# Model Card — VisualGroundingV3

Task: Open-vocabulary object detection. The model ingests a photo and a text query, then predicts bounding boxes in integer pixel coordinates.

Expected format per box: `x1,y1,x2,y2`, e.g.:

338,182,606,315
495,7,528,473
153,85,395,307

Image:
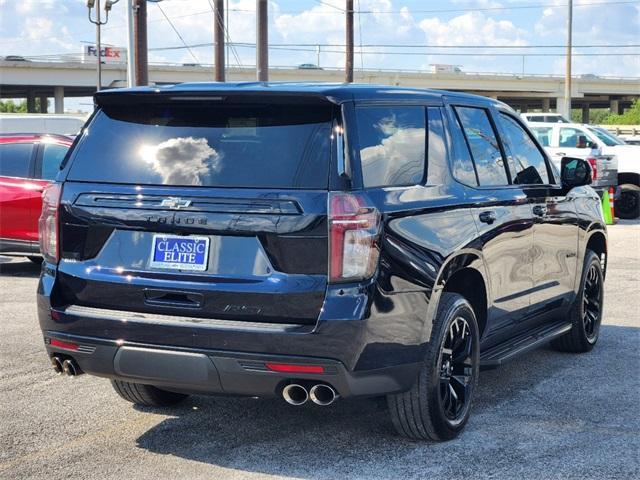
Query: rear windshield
68,103,333,189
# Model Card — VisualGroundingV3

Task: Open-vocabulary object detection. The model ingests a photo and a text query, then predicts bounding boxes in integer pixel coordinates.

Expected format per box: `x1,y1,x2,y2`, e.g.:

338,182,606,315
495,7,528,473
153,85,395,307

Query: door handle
533,205,548,217
555,152,566,156
479,211,496,224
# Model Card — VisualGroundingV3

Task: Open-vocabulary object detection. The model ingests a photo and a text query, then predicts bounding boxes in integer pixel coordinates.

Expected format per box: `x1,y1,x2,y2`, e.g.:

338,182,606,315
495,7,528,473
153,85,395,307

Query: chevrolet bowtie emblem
160,197,192,209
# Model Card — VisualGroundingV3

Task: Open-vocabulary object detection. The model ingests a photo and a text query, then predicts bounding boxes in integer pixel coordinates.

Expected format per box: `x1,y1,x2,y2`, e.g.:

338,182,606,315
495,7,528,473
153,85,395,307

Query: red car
0,134,73,261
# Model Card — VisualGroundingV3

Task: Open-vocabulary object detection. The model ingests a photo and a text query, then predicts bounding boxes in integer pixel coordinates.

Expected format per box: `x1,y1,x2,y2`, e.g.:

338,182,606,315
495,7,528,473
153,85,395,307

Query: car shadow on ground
0,257,41,278
133,324,637,478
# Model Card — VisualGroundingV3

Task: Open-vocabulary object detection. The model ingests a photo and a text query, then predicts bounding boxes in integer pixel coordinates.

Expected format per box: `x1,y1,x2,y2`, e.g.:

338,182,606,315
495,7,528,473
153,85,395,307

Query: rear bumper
38,267,426,398
42,331,420,398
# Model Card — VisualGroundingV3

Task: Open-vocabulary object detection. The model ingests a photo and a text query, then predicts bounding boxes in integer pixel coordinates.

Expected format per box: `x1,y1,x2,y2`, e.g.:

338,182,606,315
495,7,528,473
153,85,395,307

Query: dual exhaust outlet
51,356,81,377
282,383,337,406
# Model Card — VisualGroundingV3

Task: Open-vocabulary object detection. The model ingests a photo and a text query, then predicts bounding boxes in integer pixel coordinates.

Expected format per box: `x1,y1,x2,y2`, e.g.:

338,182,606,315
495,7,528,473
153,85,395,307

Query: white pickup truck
528,122,640,219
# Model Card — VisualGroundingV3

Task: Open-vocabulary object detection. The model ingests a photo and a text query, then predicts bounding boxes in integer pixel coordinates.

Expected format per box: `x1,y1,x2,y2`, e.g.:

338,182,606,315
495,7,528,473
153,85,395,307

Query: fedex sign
82,45,126,63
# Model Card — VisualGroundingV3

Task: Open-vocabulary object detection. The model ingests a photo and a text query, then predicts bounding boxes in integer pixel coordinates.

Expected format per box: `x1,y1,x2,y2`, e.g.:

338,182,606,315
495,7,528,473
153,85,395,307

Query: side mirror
561,157,592,190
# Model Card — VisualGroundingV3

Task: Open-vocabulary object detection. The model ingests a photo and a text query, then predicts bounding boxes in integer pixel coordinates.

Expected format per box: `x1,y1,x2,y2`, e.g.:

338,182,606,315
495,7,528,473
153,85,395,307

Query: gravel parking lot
1,221,638,480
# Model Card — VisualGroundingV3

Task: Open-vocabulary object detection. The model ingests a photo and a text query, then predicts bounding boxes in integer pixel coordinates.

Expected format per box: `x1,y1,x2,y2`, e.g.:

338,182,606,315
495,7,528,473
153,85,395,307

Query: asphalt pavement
1,221,638,480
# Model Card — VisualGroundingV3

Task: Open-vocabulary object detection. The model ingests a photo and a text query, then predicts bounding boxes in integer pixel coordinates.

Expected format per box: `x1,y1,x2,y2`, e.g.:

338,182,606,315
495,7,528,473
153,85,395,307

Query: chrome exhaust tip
62,359,79,377
309,384,337,406
282,384,308,406
51,356,63,375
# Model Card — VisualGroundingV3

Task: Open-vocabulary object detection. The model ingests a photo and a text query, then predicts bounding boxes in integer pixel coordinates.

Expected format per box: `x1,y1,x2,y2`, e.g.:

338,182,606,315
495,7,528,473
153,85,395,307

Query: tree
0,100,28,113
603,98,640,125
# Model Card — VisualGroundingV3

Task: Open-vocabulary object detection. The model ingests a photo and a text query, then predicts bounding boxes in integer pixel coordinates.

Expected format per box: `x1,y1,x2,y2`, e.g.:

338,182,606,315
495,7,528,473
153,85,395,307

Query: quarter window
499,113,550,185
355,106,426,187
0,143,32,178
454,106,509,186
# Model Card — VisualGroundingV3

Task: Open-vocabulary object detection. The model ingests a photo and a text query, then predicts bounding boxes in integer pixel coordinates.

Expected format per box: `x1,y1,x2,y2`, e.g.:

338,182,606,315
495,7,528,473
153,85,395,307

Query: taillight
328,192,380,283
39,183,62,263
587,157,598,180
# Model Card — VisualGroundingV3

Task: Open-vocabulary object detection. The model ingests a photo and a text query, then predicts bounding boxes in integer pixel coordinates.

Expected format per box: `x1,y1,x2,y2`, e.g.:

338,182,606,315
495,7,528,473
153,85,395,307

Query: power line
147,41,640,52
155,2,200,64
101,0,639,32
206,0,242,67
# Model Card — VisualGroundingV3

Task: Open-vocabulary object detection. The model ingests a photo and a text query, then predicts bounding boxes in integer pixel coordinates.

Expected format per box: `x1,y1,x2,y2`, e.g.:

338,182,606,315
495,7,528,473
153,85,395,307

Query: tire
387,292,480,441
552,250,604,353
111,379,189,407
616,184,640,220
27,256,42,264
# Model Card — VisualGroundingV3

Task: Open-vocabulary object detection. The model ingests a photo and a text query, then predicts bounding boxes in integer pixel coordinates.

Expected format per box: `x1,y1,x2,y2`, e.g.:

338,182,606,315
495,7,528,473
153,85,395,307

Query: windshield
68,103,333,189
587,127,625,146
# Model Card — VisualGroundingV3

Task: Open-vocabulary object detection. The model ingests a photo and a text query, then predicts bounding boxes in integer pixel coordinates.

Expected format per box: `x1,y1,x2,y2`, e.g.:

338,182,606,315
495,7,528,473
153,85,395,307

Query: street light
87,0,118,91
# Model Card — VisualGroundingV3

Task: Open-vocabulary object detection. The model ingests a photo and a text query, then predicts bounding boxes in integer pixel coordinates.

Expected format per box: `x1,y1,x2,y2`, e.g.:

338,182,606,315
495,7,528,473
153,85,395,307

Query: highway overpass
1,58,638,119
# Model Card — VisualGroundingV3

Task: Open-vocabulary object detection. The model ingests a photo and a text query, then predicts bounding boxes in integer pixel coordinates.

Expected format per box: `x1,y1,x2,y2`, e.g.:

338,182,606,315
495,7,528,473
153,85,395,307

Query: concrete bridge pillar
26,90,36,113
542,98,551,112
54,86,65,114
610,99,621,115
39,95,48,113
582,104,590,124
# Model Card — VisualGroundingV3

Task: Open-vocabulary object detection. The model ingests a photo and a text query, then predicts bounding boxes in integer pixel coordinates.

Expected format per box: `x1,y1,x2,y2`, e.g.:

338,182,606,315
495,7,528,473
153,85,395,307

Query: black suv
38,83,606,441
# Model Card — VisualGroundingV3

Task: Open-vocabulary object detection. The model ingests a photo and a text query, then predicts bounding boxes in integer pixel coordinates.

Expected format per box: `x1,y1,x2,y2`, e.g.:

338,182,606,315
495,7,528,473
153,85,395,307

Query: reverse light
328,192,380,283
39,183,62,263
587,157,598,181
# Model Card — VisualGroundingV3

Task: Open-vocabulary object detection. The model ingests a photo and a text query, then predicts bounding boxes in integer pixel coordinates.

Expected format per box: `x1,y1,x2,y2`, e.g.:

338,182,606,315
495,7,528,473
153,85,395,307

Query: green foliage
0,100,28,113
603,98,640,125
571,108,610,124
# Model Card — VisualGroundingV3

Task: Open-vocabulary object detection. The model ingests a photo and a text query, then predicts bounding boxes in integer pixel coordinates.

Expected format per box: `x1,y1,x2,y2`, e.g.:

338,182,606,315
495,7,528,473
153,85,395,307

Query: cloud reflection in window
139,137,221,186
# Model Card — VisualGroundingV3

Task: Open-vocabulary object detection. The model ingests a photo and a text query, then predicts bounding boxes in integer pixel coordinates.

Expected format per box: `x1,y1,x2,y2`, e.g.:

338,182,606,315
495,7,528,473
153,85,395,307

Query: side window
454,106,509,186
498,113,550,185
530,127,553,147
0,143,33,178
448,110,478,186
40,143,68,181
559,127,583,148
355,106,426,187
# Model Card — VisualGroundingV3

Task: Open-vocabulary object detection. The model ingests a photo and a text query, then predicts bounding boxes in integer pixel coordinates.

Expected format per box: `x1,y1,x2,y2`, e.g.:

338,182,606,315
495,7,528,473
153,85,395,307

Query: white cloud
419,11,528,47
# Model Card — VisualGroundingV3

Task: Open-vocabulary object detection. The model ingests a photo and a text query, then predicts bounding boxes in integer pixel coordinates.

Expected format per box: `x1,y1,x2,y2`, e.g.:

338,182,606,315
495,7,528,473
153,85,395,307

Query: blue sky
0,0,638,78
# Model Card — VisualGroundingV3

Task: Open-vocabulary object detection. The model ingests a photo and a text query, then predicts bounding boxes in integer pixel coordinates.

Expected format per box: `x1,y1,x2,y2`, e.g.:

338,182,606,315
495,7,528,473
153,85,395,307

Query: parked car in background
528,122,618,194
0,134,72,260
522,112,570,123
38,83,606,442
529,122,640,219
0,114,87,136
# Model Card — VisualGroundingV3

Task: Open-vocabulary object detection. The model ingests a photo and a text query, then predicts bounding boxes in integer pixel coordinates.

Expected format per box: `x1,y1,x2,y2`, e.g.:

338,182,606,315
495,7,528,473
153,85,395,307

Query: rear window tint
68,104,333,189
0,143,32,178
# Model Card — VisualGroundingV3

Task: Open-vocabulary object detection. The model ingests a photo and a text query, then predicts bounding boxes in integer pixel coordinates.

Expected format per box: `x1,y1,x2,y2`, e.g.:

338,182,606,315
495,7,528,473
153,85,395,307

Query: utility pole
256,0,268,81
87,0,109,92
134,0,148,86
563,0,573,118
214,0,225,81
345,0,354,83
126,0,136,87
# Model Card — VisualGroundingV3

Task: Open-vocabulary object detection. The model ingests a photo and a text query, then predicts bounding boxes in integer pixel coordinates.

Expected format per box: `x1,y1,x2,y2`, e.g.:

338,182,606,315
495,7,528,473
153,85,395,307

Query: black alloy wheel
582,263,603,341
439,316,474,421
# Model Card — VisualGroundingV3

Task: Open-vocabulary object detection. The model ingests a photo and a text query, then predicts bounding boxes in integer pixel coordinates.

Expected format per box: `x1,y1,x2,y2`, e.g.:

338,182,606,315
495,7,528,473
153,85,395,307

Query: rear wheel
111,379,189,407
552,250,604,353
616,184,640,220
387,292,479,441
